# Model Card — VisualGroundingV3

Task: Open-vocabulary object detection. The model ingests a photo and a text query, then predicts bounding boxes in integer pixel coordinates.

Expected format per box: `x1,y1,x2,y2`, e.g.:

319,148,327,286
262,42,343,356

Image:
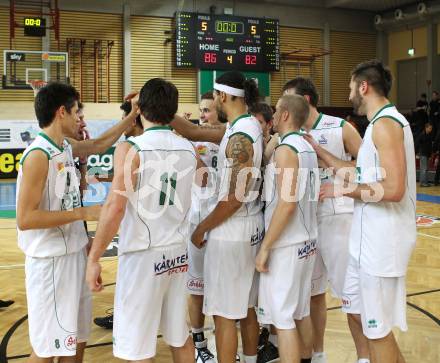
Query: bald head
278,94,310,128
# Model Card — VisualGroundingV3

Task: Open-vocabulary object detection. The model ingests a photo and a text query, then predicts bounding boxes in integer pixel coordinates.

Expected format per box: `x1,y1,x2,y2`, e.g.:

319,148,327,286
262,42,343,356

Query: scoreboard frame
175,12,280,72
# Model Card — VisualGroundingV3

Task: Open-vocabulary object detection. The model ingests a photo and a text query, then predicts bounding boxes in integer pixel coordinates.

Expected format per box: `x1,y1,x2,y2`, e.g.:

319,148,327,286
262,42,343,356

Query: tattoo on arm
226,134,254,197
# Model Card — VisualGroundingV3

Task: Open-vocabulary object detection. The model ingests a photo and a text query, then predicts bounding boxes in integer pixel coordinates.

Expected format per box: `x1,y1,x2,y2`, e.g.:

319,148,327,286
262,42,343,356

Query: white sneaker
311,352,327,363
357,359,370,363
195,339,216,363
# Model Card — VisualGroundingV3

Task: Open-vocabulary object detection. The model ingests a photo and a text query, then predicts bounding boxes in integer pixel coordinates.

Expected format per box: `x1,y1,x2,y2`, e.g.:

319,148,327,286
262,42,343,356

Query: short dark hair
138,78,178,124
215,71,259,107
34,82,79,128
279,94,310,128
201,91,214,100
351,59,392,97
78,101,84,110
282,77,319,107
249,102,273,123
120,101,142,129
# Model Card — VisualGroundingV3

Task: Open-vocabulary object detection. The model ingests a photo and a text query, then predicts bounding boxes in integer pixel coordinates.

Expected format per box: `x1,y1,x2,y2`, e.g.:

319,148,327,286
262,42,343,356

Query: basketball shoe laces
197,346,215,362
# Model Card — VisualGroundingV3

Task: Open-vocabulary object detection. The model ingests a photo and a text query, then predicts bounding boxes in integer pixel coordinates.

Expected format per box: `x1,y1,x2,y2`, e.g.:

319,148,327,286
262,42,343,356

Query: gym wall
0,5,376,107
388,26,427,103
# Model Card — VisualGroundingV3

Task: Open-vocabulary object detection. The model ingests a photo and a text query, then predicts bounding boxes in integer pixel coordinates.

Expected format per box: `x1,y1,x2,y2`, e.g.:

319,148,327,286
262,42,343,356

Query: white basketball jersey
118,126,197,254
17,133,88,257
209,114,264,242
190,141,219,224
263,132,319,248
350,104,417,277
307,113,354,217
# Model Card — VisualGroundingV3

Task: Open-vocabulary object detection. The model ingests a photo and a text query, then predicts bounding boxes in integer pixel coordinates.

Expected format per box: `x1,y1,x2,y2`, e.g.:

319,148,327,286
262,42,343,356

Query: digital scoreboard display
176,12,280,72
24,17,46,37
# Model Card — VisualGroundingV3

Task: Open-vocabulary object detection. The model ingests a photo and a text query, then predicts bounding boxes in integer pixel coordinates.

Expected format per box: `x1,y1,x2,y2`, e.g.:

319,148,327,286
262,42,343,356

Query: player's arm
70,110,137,158
170,114,226,144
342,121,362,160
321,118,406,203
263,133,279,164
191,134,254,247
17,151,101,230
86,142,139,291
303,132,354,172
193,145,208,188
256,145,299,272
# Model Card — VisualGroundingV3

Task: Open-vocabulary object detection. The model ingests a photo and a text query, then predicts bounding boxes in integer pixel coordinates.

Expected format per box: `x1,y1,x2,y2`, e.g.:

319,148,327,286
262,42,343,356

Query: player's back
118,125,197,254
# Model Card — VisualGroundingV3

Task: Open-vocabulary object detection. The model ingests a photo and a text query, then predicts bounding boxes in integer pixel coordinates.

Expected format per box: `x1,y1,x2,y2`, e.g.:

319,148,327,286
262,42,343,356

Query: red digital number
245,55,257,65
204,53,217,63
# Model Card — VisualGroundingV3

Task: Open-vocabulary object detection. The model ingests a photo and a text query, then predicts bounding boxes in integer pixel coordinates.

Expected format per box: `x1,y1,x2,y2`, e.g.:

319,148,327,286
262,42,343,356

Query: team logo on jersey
251,228,265,246
196,144,208,155
297,240,317,260
64,334,77,351
187,278,204,292
318,135,328,145
367,319,378,329
57,162,65,172
154,253,188,276
416,214,440,227
342,297,351,308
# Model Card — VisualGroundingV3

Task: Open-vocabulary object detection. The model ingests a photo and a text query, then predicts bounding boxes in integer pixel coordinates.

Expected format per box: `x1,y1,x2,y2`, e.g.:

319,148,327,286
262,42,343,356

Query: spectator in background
434,131,440,186
415,93,428,135
416,122,435,187
429,91,440,136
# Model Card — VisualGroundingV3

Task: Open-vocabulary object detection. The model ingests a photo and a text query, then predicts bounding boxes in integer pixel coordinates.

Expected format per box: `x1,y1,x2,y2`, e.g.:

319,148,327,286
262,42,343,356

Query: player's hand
124,92,140,116
319,183,342,201
191,226,207,249
183,112,192,121
86,260,103,292
256,246,270,273
81,205,102,221
303,133,320,152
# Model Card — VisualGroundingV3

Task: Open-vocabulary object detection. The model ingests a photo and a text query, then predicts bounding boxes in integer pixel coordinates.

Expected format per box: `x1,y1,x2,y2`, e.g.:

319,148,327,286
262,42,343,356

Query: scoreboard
176,12,280,72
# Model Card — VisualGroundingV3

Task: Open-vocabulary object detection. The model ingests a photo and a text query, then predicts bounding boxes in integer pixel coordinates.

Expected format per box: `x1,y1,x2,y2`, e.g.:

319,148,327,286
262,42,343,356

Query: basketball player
190,71,263,363
188,91,220,363
93,99,144,330
86,78,199,362
256,94,318,363
16,81,140,363
306,60,416,363
283,78,365,363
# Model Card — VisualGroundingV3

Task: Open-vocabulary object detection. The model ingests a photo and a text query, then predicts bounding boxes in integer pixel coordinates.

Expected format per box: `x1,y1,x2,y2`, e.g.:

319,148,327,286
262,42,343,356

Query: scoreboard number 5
202,21,207,31
251,25,257,35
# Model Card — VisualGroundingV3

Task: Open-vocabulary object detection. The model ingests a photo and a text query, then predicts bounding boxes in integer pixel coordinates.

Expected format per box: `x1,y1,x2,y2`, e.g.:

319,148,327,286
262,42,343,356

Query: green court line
0,211,16,219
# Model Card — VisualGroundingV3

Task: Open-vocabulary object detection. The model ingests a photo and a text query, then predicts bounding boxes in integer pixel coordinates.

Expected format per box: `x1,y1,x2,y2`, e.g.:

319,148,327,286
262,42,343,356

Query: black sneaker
195,339,216,363
258,327,270,349
93,309,113,329
0,299,14,308
257,341,279,363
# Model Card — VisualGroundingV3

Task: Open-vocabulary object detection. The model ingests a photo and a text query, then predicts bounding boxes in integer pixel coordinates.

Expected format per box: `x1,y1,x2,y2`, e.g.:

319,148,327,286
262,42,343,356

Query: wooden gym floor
0,180,439,362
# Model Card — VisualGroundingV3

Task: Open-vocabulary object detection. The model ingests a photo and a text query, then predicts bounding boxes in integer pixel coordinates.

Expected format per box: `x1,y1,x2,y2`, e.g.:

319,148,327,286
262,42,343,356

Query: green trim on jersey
229,131,254,143
126,139,141,151
276,143,299,154
144,125,172,132
19,147,51,165
311,113,323,129
38,132,64,152
340,119,346,127
372,115,404,127
230,114,251,128
280,131,302,142
371,103,394,121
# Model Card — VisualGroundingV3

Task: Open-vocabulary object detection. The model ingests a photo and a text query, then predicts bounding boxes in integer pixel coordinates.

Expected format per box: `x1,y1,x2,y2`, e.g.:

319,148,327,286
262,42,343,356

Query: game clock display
24,17,46,37
176,12,279,72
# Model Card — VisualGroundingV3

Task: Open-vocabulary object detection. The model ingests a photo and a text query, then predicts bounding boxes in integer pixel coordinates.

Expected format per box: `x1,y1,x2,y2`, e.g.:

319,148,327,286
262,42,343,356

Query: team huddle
16,59,416,363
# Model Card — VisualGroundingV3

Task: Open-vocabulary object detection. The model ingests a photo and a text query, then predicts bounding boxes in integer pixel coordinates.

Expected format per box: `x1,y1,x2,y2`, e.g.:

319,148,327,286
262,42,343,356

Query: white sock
358,359,370,363
313,352,325,357
268,334,278,347
191,327,204,334
243,355,257,363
